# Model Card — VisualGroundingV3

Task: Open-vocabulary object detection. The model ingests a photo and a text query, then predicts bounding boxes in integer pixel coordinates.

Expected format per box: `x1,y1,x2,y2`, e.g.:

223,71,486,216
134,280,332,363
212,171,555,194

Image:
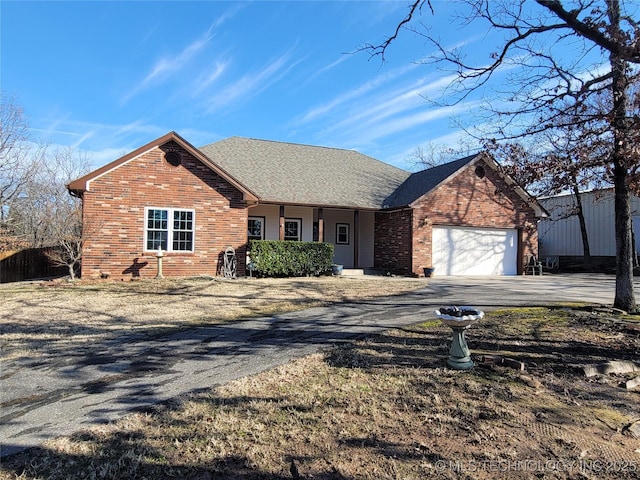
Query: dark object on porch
543,255,559,272
222,247,237,278
524,255,543,275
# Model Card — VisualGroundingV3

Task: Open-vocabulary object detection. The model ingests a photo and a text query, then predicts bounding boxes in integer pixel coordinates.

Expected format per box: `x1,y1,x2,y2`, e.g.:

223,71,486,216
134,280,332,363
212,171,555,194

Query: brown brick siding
81,142,248,280
374,209,413,275
412,160,538,275
375,159,539,276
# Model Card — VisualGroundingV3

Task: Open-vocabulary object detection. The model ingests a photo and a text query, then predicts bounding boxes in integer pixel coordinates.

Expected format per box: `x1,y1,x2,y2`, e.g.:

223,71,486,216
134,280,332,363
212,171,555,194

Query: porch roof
199,137,410,210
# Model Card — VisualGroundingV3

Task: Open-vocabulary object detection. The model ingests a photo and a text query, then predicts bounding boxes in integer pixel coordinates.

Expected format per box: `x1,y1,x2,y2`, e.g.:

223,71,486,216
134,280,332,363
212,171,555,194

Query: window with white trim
145,208,195,252
284,218,301,241
248,216,265,241
336,223,350,245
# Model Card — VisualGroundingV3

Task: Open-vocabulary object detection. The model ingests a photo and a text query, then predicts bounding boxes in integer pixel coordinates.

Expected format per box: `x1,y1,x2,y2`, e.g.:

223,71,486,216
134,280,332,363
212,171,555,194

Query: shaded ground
1,276,425,363
2,275,430,456
1,305,639,479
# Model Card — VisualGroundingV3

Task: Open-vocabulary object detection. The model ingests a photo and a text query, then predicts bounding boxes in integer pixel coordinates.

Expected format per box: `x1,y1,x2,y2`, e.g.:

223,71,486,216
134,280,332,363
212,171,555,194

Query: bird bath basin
435,306,484,370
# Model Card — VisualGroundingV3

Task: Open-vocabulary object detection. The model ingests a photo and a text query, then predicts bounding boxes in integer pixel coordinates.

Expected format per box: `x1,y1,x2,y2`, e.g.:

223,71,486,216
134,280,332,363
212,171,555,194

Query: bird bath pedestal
155,248,164,279
435,307,484,370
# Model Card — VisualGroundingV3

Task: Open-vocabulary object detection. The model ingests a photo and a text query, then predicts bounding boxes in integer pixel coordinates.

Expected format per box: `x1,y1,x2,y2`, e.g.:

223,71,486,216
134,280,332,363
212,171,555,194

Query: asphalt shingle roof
383,155,478,208
199,137,411,210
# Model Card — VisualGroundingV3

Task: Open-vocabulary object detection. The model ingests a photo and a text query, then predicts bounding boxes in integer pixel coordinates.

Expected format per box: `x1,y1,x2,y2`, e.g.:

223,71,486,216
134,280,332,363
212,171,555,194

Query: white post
155,248,164,279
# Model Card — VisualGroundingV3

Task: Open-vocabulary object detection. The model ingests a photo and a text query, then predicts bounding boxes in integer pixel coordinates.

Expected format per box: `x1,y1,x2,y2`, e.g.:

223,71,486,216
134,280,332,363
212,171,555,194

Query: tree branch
537,0,640,63
362,0,430,61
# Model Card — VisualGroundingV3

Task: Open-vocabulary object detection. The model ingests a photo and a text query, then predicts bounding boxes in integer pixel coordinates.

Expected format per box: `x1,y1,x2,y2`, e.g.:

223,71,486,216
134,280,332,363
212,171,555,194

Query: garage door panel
432,227,517,276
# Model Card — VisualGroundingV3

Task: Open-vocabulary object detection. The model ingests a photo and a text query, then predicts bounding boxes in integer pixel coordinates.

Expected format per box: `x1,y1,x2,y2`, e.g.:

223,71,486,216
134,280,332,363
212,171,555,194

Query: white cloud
328,73,458,135
204,47,301,112
301,54,351,86
347,103,475,148
122,31,214,104
71,131,95,149
83,146,132,169
192,60,230,95
120,6,244,105
304,70,466,147
178,128,223,148
295,63,418,125
111,119,163,141
31,116,167,163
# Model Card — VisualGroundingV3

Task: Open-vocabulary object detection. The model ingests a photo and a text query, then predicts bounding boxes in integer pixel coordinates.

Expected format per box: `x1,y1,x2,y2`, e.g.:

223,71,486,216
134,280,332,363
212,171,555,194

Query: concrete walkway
0,274,629,457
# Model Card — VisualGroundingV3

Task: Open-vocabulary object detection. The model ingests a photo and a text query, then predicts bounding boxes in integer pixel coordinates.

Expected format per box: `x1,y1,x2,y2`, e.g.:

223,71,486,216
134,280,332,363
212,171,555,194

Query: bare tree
487,128,606,269
0,92,42,226
42,202,83,280
0,95,93,278
366,0,640,311
408,139,478,169
8,144,91,278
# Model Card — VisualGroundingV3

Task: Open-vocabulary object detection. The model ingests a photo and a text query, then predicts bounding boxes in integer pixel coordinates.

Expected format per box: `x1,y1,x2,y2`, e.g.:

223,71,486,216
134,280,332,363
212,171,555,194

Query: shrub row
247,240,334,277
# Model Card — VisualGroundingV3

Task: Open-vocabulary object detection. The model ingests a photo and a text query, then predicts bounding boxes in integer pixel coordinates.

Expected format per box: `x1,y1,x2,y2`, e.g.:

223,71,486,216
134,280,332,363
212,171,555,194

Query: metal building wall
538,190,640,257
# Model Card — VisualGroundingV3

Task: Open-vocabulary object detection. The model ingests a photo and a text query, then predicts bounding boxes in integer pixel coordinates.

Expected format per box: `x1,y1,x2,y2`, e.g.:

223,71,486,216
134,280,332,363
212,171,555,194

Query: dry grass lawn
1,277,639,480
1,275,424,363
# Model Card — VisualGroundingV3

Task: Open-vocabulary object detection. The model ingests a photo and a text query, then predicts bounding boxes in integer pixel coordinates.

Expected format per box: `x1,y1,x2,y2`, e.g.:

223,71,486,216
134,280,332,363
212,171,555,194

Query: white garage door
432,226,518,275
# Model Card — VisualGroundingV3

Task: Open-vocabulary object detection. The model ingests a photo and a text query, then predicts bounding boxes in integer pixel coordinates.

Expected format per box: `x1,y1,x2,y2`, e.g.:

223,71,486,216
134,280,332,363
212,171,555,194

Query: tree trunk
68,262,76,281
571,183,592,268
613,164,635,310
609,0,636,311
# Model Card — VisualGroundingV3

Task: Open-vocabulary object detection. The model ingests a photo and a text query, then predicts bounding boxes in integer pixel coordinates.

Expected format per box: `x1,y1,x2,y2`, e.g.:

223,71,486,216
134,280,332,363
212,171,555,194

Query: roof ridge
202,136,409,174
225,136,361,152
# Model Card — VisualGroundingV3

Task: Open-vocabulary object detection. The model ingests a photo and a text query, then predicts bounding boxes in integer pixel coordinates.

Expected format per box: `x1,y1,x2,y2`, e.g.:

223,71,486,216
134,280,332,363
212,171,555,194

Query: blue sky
1,1,543,171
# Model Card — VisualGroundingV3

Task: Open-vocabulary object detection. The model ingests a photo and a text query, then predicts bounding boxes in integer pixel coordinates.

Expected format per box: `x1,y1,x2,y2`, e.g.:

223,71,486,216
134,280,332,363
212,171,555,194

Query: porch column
279,205,285,241
318,208,324,242
353,210,360,268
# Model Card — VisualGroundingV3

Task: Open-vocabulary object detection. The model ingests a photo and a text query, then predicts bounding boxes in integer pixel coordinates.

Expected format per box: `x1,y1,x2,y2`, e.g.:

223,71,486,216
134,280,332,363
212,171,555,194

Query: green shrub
248,240,334,277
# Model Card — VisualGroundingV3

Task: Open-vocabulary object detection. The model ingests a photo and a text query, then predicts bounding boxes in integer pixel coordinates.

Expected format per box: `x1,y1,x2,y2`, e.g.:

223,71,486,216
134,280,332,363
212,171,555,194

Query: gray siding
539,190,640,256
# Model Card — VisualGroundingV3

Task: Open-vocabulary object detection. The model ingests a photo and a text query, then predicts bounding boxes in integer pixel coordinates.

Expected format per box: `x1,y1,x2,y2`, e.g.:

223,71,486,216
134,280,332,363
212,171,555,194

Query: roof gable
67,132,258,202
384,155,476,208
199,137,410,209
384,152,546,217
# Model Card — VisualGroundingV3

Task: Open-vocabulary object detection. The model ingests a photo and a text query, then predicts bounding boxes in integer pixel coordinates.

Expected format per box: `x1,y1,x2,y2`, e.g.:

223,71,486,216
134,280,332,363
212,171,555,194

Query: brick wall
411,159,538,276
374,209,413,275
81,142,248,280
375,159,539,276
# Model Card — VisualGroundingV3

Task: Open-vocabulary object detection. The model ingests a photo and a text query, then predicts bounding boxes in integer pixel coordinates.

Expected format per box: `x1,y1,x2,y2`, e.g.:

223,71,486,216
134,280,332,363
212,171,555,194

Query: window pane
284,220,300,241
146,231,167,250
147,210,169,250
173,210,193,231
248,217,264,240
148,209,168,229
172,210,194,250
173,231,193,251
336,224,349,244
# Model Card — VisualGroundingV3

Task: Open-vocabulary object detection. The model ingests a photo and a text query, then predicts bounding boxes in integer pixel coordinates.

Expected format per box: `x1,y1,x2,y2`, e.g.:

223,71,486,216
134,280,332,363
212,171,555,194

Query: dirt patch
1,304,638,479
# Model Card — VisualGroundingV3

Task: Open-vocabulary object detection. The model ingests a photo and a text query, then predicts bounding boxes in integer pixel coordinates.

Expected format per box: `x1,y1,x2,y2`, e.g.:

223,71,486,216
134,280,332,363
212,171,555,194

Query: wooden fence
0,248,68,283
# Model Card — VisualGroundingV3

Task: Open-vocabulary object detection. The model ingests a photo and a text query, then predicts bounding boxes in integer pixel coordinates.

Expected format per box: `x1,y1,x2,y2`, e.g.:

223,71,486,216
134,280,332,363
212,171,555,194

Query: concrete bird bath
435,306,484,370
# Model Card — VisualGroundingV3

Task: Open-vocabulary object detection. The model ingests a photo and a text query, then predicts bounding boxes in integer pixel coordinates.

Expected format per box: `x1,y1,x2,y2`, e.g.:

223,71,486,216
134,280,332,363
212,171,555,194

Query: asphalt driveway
0,273,630,457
